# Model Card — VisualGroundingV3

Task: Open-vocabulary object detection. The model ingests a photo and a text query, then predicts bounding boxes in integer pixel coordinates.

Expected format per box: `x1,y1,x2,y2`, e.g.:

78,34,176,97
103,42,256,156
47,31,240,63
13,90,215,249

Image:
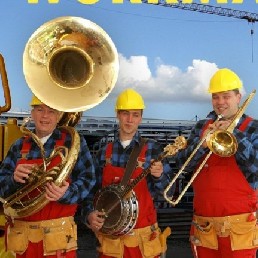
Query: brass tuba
1,17,119,218
164,89,256,206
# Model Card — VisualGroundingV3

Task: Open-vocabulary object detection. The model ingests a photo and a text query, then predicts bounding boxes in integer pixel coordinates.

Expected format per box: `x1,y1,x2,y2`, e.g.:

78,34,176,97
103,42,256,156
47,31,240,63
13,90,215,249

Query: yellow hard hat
115,88,145,111
208,68,242,93
30,95,43,106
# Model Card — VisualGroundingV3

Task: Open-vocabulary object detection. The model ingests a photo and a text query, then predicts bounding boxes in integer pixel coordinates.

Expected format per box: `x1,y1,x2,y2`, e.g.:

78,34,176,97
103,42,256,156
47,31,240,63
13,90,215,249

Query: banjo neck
121,152,167,198
121,135,187,198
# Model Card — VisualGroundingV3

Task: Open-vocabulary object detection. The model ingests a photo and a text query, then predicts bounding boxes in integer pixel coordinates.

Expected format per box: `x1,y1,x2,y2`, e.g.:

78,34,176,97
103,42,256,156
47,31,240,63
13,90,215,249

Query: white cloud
117,54,151,83
113,54,219,103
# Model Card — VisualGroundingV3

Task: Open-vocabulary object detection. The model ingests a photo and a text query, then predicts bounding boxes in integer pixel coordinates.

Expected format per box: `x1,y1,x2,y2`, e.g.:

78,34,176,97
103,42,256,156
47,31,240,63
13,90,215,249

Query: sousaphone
1,16,119,218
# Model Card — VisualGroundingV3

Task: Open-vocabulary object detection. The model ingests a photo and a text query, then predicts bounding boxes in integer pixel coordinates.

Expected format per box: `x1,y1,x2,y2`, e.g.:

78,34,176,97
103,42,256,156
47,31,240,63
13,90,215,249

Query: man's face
31,104,61,138
211,90,241,119
117,110,142,139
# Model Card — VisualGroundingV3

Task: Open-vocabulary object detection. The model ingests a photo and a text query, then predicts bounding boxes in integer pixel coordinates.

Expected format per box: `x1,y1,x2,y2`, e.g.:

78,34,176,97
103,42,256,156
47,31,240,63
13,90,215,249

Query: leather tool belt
7,216,77,255
191,212,258,250
97,223,166,258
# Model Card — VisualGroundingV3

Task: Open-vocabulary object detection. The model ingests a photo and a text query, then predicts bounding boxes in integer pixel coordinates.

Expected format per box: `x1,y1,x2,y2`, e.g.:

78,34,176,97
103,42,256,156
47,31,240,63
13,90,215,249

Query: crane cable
250,23,254,63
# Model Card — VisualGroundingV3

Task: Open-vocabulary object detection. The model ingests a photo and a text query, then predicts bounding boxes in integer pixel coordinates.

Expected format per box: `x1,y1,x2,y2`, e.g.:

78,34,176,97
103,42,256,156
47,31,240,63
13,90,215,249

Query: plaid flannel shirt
0,128,95,205
176,111,258,189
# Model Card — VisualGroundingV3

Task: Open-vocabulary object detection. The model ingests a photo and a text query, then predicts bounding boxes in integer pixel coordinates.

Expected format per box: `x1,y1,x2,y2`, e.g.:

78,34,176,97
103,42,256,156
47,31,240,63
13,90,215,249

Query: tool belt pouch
123,233,140,248
139,229,162,258
42,219,77,255
159,230,168,253
97,234,123,258
192,222,218,250
230,220,258,250
7,224,28,254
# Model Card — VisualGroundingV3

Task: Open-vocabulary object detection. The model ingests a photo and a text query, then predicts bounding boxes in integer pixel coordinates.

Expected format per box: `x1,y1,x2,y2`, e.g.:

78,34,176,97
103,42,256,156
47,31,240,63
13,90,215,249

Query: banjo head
94,184,139,236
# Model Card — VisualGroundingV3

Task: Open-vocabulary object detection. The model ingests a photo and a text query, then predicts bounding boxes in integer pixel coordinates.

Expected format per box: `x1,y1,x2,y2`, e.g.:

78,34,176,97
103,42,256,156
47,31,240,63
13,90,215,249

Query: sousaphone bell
23,16,119,112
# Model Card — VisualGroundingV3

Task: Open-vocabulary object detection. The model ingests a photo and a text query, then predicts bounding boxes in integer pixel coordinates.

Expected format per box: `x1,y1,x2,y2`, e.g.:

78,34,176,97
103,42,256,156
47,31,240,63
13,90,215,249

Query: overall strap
120,138,146,187
20,136,31,159
238,116,253,132
105,143,113,164
201,119,213,138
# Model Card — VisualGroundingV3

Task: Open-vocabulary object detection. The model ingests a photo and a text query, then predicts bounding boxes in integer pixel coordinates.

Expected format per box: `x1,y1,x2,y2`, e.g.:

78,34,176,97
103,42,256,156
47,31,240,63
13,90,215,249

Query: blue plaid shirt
176,111,258,189
80,130,172,223
0,128,95,205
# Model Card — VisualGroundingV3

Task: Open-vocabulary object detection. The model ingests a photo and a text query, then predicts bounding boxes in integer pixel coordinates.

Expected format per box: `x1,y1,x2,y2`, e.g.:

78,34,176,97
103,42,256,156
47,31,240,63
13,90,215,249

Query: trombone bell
23,16,119,112
206,130,238,157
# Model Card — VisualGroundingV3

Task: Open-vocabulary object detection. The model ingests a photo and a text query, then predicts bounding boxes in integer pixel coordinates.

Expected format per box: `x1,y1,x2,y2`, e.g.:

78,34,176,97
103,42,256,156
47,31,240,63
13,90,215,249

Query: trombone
164,89,256,206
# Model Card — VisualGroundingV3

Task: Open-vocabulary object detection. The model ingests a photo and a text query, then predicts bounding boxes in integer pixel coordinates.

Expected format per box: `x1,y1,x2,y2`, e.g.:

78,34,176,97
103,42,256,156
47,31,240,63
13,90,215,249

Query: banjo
93,136,187,236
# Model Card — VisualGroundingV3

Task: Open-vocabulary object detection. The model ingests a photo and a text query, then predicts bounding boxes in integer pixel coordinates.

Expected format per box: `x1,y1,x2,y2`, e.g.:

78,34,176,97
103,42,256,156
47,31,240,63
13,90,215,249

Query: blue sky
0,0,258,120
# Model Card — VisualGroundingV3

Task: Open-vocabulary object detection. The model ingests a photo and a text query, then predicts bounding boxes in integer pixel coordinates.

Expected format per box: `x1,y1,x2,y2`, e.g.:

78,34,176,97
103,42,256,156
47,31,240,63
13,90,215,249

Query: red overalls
191,117,257,258
99,143,159,258
11,133,78,258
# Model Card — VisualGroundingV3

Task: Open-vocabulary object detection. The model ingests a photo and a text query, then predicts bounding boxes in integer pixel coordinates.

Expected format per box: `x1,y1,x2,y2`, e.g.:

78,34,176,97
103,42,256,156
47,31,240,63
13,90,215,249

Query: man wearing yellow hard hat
83,88,172,258
176,68,258,258
0,95,96,258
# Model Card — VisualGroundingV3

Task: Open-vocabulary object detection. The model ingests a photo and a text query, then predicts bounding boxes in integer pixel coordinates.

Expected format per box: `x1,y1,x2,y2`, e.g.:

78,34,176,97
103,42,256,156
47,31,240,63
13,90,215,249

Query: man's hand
45,181,69,201
150,160,163,178
87,210,106,231
13,164,35,183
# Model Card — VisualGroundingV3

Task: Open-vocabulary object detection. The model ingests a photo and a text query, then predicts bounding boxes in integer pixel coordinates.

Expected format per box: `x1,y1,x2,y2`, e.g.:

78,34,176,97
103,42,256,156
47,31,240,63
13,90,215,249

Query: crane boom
140,0,258,23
